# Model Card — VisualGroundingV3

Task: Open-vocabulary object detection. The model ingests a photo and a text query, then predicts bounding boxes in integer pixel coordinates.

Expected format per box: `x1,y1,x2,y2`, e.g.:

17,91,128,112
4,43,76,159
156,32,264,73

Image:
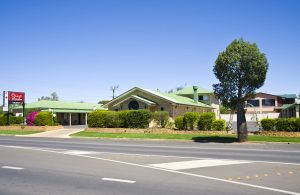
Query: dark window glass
160,107,164,111
262,99,275,106
128,100,139,110
247,100,260,107
198,96,203,101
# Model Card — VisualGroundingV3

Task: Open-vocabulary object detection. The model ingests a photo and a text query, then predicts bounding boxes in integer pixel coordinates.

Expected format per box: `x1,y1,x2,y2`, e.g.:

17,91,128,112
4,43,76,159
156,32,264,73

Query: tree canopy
213,38,268,142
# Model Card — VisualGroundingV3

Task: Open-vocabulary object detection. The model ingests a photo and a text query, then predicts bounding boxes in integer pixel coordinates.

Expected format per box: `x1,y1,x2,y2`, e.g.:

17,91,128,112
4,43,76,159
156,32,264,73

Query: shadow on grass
192,136,238,143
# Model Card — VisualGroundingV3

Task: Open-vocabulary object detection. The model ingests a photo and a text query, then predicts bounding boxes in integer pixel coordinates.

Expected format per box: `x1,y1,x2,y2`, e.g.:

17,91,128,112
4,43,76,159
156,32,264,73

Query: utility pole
110,85,119,99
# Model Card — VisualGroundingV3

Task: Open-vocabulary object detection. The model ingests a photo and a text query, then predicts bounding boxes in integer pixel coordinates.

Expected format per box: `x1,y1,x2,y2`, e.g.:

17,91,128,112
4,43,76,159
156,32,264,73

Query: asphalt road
0,136,300,195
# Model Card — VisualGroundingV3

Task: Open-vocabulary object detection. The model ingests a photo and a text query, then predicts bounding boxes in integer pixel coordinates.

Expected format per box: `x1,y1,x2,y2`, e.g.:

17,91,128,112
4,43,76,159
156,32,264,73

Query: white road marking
1,145,299,195
102,178,136,183
149,159,251,170
2,166,24,170
63,150,98,155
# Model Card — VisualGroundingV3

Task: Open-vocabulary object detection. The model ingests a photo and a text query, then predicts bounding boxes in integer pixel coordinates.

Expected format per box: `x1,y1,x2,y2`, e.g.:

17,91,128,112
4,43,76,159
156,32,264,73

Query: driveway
21,125,85,138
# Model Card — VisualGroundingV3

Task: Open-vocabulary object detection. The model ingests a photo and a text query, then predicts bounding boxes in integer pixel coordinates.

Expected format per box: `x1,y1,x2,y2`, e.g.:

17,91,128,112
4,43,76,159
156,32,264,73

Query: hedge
211,119,226,131
34,111,53,126
198,112,216,130
175,116,184,130
183,112,199,130
261,118,276,131
0,114,23,126
88,110,109,128
88,110,152,129
260,118,300,132
126,110,152,128
152,111,169,128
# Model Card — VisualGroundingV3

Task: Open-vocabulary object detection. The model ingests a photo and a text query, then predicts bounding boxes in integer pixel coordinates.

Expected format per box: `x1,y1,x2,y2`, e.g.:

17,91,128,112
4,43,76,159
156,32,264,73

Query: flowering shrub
26,111,39,126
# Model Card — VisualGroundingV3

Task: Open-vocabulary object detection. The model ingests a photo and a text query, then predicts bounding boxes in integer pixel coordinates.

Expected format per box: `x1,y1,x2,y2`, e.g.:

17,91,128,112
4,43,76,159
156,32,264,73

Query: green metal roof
113,95,156,107
106,87,212,108
279,94,297,99
16,100,105,111
281,99,300,110
173,86,213,95
41,109,96,113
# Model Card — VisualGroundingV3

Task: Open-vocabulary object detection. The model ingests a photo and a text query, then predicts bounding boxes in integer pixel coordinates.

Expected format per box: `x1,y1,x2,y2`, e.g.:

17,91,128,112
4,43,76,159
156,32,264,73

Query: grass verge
71,131,300,143
0,130,43,135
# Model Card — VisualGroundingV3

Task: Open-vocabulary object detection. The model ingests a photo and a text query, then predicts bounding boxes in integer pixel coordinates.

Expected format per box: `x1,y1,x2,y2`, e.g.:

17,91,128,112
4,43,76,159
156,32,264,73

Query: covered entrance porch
56,112,88,126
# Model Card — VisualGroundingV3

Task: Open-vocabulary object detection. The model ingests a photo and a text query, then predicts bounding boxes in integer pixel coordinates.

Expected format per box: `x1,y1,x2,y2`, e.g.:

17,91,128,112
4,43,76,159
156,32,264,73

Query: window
160,107,164,111
128,100,139,110
198,95,208,101
262,99,275,106
247,100,260,107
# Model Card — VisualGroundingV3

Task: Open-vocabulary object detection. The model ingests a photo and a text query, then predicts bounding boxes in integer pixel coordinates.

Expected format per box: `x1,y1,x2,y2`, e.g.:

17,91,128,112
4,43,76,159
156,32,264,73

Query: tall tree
38,92,59,101
213,39,268,142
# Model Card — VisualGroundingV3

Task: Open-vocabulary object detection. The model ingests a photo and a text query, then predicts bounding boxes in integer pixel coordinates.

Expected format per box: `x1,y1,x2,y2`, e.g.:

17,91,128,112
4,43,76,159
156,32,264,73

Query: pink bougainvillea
26,111,39,126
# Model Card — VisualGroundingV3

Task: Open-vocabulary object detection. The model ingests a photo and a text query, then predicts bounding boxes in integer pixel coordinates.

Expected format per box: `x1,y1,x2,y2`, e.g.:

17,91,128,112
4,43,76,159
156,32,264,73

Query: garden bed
0,125,64,131
85,128,230,135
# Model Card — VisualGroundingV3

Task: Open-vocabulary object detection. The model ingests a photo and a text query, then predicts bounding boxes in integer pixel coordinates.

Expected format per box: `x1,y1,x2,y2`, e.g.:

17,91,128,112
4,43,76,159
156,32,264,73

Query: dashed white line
102,178,136,183
2,166,24,170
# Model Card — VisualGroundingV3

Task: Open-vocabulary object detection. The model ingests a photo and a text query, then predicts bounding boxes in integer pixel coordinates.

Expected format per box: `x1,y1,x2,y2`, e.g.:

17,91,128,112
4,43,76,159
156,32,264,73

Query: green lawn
0,130,43,135
72,131,300,143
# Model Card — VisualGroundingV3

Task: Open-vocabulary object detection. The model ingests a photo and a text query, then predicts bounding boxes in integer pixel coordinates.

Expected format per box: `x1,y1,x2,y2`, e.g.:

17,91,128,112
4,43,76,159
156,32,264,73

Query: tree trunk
237,102,248,142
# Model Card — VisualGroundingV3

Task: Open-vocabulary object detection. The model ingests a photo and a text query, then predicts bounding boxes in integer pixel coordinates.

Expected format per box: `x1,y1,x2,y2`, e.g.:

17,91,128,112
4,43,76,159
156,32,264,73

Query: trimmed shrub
261,118,276,131
117,110,130,128
198,112,216,130
296,118,300,132
0,114,23,126
88,110,109,128
275,118,296,131
183,112,199,130
212,119,226,131
126,110,152,128
10,116,23,124
152,111,169,128
34,111,53,126
26,111,39,126
105,111,120,128
175,116,184,130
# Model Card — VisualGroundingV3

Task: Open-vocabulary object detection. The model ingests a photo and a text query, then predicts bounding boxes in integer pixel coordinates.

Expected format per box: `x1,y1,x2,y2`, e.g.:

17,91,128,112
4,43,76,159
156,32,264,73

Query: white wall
220,113,280,122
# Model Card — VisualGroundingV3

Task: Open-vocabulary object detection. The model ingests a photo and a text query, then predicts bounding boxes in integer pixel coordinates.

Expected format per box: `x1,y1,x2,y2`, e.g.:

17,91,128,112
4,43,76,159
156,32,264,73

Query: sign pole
7,101,10,126
23,102,25,124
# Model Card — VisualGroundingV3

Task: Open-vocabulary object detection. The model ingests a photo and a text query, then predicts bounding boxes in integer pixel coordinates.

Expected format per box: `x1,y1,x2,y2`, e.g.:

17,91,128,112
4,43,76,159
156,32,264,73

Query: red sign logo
8,92,25,102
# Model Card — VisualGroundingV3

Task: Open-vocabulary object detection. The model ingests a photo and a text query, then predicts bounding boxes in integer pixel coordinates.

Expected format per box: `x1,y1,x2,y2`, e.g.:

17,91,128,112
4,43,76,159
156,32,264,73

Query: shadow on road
192,136,238,143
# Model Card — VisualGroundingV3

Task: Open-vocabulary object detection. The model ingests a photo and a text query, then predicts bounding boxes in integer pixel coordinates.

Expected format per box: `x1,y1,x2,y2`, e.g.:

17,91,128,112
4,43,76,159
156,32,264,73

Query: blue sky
1,0,299,103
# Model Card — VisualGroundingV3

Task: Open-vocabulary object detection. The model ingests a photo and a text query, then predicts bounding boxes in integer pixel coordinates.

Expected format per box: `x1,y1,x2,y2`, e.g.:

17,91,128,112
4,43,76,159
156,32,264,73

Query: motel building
14,100,105,126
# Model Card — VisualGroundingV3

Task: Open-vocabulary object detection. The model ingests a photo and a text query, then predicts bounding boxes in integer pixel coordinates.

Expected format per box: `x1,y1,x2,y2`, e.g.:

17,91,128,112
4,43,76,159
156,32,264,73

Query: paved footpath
21,125,85,138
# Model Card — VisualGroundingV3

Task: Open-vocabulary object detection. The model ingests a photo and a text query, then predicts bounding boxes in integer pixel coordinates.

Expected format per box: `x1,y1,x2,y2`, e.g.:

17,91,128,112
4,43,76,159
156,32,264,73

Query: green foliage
88,110,152,129
34,111,53,126
117,110,130,128
213,39,269,108
198,112,216,130
88,110,109,128
175,116,185,130
220,105,230,114
0,114,23,126
261,118,276,131
296,118,300,131
152,111,169,128
126,110,152,128
105,111,120,128
183,112,199,130
212,119,226,131
275,118,297,132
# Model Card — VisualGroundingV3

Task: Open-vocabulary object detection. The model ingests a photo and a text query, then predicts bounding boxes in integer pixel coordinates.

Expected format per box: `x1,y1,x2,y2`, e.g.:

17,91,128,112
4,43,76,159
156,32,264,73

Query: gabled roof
113,95,156,107
15,100,105,111
279,94,297,99
106,87,212,108
173,86,213,95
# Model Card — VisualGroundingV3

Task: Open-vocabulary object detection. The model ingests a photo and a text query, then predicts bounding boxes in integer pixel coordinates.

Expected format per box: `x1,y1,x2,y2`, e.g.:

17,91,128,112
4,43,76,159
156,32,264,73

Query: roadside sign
8,91,25,102
3,106,8,112
3,91,9,107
